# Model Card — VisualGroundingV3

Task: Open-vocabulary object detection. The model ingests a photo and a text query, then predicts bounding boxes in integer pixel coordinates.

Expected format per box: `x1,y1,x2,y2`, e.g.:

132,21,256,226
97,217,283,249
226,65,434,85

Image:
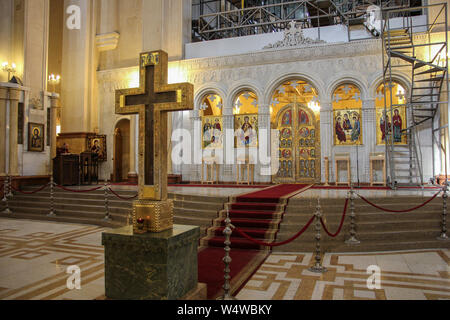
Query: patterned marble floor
0,218,449,300
237,250,450,300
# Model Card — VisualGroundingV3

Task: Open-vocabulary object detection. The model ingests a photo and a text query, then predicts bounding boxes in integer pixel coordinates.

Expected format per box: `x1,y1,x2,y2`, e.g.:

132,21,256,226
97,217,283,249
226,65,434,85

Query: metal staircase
381,3,448,188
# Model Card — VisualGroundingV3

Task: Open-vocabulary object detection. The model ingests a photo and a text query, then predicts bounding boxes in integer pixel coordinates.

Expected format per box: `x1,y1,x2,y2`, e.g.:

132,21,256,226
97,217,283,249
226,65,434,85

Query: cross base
132,199,174,233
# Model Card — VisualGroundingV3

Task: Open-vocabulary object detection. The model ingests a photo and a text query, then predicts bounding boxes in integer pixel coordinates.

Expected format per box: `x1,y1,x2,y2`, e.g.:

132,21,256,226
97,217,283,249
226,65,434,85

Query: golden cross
115,51,193,201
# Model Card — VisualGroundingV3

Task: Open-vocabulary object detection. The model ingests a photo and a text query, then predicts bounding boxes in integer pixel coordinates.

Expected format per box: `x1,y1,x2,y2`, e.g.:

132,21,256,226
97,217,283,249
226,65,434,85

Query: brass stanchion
308,199,327,273
2,176,11,214
438,183,449,240
104,182,111,221
217,208,237,300
345,185,360,245
47,175,56,217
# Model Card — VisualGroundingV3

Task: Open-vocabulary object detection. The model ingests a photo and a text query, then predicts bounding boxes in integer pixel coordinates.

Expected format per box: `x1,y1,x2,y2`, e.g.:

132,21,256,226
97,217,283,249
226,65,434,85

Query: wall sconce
48,74,61,92
2,62,16,82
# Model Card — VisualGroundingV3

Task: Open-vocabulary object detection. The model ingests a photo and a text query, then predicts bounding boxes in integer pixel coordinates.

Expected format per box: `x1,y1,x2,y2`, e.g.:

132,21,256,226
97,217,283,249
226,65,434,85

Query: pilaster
9,88,20,175
0,87,7,175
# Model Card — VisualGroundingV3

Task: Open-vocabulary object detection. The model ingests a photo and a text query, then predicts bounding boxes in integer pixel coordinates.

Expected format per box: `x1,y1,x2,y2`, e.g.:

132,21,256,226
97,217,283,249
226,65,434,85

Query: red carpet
198,184,310,299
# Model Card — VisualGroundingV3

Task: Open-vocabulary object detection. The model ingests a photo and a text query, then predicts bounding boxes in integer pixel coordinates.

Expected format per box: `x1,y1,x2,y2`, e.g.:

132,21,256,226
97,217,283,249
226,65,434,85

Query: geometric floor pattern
0,218,108,300
0,218,449,300
236,250,450,300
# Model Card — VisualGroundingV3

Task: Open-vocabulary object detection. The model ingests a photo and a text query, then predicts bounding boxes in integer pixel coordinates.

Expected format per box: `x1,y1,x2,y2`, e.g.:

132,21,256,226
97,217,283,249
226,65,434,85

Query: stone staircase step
0,211,123,229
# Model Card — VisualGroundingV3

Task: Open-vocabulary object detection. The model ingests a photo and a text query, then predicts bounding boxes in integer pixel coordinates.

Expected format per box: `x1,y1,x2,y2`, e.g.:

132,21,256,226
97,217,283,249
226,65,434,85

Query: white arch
264,72,325,106
227,80,264,111
369,72,412,99
326,75,369,101
194,84,227,112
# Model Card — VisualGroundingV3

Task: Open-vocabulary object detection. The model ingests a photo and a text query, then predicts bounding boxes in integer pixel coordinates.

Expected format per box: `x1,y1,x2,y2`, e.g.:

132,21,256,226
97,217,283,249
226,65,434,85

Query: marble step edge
276,229,443,242
7,201,132,214
271,239,450,253
0,211,125,229
279,219,442,233
287,196,442,209
5,205,129,220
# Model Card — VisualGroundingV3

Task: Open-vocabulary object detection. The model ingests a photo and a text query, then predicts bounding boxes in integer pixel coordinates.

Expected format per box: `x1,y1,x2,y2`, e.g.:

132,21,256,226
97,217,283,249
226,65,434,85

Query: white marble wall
96,34,440,184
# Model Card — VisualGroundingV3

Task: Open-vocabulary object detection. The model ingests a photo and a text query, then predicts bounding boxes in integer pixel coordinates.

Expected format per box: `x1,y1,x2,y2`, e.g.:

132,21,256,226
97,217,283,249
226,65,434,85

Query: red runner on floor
198,184,310,299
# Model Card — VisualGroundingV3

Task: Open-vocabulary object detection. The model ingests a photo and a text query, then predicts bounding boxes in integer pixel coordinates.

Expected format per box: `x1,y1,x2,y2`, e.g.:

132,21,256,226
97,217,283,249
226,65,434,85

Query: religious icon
235,114,258,148
282,110,292,125
333,109,362,145
299,109,310,125
28,123,44,152
287,139,292,148
393,108,402,143
281,128,292,139
282,149,292,159
299,127,310,138
376,107,407,145
202,116,223,149
87,135,107,161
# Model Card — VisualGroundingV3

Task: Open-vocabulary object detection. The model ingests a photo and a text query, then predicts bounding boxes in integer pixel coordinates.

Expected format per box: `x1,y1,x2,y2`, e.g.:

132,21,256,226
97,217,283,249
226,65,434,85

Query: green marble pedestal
102,224,200,300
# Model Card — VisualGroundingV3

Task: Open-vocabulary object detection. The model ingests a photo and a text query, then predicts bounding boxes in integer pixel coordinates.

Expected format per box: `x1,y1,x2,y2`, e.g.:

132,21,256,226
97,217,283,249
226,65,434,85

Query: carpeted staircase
198,184,311,299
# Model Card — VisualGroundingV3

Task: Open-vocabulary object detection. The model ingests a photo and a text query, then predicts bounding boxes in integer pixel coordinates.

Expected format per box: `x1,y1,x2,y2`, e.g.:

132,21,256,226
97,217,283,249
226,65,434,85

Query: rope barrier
55,185,103,193
320,198,349,238
357,190,441,213
108,187,138,200
10,183,50,195
233,215,315,247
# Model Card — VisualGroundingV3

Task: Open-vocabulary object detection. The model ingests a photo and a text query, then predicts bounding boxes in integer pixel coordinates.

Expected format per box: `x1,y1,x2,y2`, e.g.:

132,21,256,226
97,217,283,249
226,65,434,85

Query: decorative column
320,101,333,183
49,94,60,160
9,88,20,176
362,99,376,183
189,109,202,182
0,87,7,176
223,105,234,182
128,115,138,183
61,0,93,133
258,103,271,183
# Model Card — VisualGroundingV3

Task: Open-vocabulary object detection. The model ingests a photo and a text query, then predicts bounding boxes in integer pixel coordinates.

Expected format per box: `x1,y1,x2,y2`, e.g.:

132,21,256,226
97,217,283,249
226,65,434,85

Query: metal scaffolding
192,0,413,42
381,3,449,188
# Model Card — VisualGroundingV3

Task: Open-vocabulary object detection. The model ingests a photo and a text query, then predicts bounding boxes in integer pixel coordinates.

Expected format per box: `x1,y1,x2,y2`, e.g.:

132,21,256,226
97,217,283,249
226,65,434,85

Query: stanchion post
104,182,111,221
438,182,449,240
308,199,327,273
47,175,56,217
217,208,237,300
2,175,11,214
345,184,360,245
7,175,13,198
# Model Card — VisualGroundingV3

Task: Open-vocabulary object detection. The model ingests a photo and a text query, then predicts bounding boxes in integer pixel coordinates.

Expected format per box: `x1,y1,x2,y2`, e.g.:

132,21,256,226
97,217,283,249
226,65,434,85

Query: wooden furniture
334,153,351,186
236,156,255,185
80,152,99,185
324,157,330,186
201,156,219,184
369,153,386,186
53,154,80,186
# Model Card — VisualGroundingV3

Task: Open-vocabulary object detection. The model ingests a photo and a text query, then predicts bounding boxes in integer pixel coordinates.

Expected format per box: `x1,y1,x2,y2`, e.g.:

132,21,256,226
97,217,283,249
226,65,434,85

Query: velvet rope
55,185,103,193
320,198,349,238
11,183,50,195
108,187,138,200
357,190,441,213
233,215,315,247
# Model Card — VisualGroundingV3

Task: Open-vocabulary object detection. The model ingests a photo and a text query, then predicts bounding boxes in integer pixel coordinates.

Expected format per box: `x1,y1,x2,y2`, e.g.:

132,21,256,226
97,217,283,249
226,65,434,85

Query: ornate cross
115,51,193,202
